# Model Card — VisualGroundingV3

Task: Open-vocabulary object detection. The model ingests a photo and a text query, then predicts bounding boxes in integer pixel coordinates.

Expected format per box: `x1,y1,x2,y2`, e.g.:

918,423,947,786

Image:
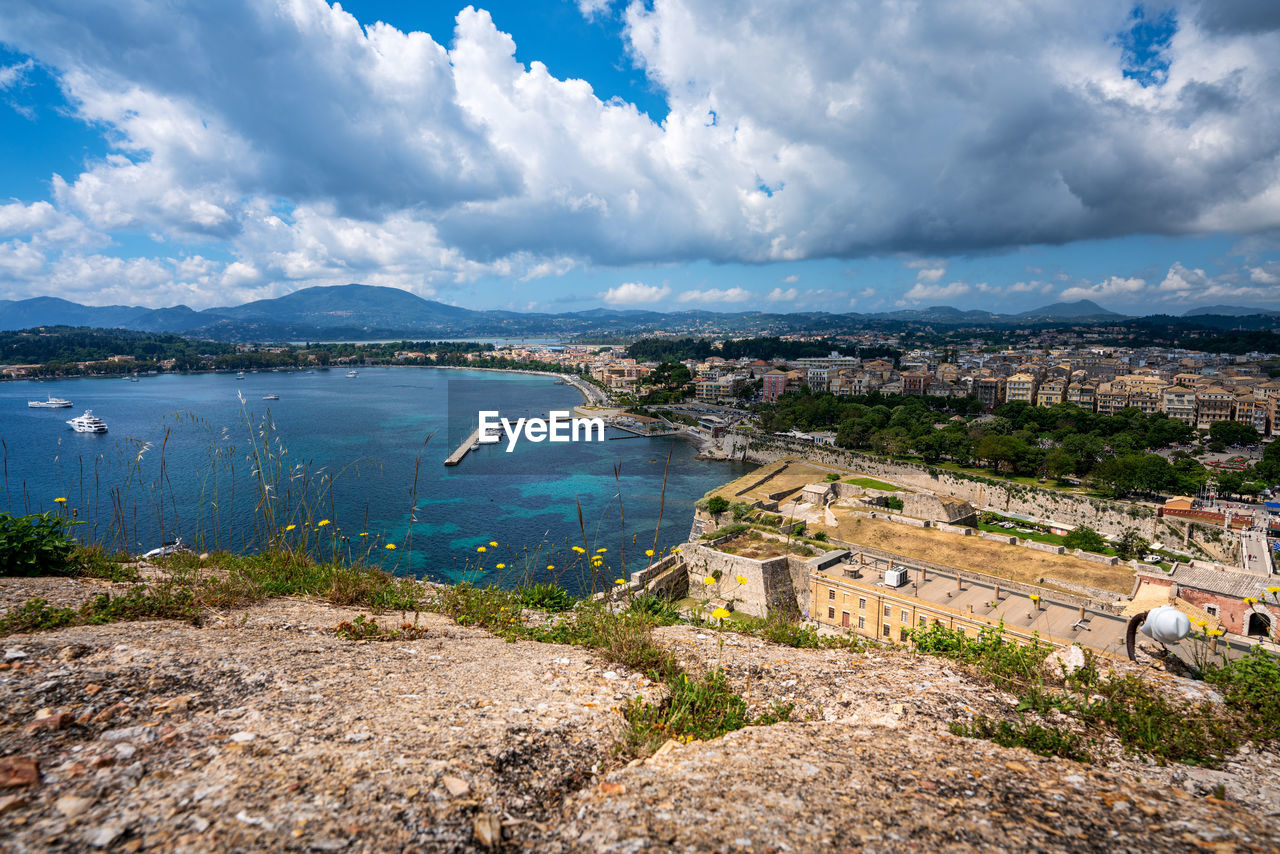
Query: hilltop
0,574,1276,853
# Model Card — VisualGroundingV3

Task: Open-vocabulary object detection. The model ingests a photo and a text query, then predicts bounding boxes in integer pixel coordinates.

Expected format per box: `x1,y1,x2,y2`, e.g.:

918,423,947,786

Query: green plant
622,668,774,755
334,614,429,641
1063,525,1107,553
1203,646,1280,741
517,582,576,612
950,716,1092,763
706,496,730,514
0,512,78,576
625,592,684,625
0,598,78,634
883,496,904,511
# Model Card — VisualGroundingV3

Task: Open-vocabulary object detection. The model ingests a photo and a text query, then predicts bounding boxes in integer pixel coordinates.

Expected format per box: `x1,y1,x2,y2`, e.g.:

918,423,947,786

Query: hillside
0,575,1274,852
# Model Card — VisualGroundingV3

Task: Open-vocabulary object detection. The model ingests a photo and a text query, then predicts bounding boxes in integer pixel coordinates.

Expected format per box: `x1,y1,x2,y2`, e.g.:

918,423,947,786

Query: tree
706,496,730,514
1115,527,1151,561
1064,526,1107,553
1209,420,1260,447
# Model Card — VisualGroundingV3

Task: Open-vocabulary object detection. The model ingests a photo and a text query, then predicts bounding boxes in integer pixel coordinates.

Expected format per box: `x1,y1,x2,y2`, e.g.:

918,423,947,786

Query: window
882,624,890,637
828,607,835,619
918,615,927,627
901,609,909,623
858,616,865,629
829,589,836,600
883,604,891,617
858,597,866,610
1204,604,1219,617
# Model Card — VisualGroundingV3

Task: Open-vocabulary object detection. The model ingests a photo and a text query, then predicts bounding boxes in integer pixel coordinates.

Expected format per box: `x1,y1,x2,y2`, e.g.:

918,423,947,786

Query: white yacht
236,372,246,380
346,370,359,378
67,410,108,433
28,396,73,409
262,393,280,400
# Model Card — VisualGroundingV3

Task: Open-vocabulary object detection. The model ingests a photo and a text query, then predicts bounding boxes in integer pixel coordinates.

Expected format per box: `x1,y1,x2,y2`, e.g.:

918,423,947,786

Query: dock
444,426,483,466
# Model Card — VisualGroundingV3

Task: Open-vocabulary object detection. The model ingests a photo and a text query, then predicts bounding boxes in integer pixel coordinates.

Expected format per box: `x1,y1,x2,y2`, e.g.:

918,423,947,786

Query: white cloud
767,287,799,301
901,282,972,302
781,273,798,283
678,287,752,303
1059,276,1148,302
1249,264,1280,285
0,1,1279,306
0,59,33,89
1158,262,1206,292
601,282,671,305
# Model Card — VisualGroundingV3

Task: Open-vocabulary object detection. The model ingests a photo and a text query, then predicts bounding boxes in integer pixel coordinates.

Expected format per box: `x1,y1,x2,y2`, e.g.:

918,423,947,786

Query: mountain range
0,285,1273,341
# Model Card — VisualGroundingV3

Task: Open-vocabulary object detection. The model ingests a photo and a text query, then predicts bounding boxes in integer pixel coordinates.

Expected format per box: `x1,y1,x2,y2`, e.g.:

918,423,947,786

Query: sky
1,0,1279,316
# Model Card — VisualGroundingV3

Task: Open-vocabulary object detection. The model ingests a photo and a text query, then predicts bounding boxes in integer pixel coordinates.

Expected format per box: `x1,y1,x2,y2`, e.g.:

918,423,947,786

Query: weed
950,716,1092,763
625,592,684,625
1203,646,1280,741
0,587,199,637
0,598,78,634
621,669,763,756
334,614,429,641
517,582,576,613
0,512,78,576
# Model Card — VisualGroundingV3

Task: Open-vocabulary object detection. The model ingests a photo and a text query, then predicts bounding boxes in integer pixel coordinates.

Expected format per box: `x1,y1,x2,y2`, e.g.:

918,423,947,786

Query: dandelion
672,546,681,553
489,541,498,547
1268,586,1280,595
736,575,748,586
547,564,555,570
1244,597,1259,605
572,546,585,553
285,524,296,531
386,543,397,550
477,546,487,553
359,532,369,537
53,497,67,504
616,578,626,585
596,548,607,554
645,549,654,557
318,519,330,527
496,563,506,569
703,577,715,586
712,607,731,621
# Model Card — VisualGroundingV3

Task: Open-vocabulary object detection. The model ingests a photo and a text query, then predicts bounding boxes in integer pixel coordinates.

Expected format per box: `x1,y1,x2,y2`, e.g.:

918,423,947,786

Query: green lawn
842,476,901,491
978,513,1118,556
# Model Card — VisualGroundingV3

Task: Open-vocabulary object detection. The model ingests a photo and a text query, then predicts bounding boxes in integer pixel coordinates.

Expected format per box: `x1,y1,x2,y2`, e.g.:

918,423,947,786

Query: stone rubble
0,581,1274,852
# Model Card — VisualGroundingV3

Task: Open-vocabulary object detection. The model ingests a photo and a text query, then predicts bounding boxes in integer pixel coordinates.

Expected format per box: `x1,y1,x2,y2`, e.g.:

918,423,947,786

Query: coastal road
1241,528,1274,574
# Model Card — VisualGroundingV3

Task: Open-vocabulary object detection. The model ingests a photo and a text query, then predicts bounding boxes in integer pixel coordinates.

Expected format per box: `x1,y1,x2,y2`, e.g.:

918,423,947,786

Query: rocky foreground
1,576,1279,853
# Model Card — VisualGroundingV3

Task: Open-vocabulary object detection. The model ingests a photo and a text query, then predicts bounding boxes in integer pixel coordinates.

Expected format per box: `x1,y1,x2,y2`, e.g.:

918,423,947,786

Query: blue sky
1,0,1278,315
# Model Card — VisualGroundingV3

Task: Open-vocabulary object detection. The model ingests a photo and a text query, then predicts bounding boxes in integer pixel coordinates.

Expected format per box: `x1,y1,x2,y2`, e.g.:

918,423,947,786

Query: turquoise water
1,368,750,595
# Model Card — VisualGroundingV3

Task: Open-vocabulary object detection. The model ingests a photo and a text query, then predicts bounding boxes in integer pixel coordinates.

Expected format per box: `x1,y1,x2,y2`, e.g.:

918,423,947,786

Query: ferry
28,396,73,409
262,393,280,400
67,410,108,433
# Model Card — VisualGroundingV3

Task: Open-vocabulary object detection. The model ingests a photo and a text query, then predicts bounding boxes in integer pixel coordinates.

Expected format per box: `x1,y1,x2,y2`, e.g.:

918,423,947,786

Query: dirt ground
828,515,1136,595
711,460,869,503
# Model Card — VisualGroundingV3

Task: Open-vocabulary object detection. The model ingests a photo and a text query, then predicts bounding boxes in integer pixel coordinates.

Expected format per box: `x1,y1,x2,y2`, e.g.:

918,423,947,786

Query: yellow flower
1029,594,1040,602
477,546,487,553
572,546,585,553
596,548,607,553
547,564,555,570
645,549,655,557
318,519,330,527
1244,597,1259,605
703,577,715,586
53,497,67,504
496,563,506,569
1195,619,1208,627
672,546,680,553
489,541,498,547
1268,586,1280,595
359,532,368,537
712,607,731,620
736,575,748,586
386,543,397,550
615,578,626,585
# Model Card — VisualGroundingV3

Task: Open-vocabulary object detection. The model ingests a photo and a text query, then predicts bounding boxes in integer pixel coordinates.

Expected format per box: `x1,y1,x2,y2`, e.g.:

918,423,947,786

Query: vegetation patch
333,614,430,641
843,476,900,491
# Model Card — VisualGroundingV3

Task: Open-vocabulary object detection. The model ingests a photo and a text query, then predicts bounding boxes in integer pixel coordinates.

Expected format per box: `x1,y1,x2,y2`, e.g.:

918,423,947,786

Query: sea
2,368,750,595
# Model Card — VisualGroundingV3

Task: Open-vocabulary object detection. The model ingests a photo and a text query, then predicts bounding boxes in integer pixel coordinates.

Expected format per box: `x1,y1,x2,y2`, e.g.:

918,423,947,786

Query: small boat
346,370,359,378
67,410,108,433
262,394,280,400
470,441,481,452
28,396,73,409
236,372,246,379
128,375,139,382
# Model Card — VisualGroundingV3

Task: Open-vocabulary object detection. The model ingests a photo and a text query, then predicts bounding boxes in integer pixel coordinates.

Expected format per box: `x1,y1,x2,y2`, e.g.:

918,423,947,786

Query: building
1094,383,1129,415
1066,381,1096,411
1035,379,1065,407
1195,387,1235,429
1005,373,1038,404
1162,386,1197,425
810,551,1128,656
902,371,932,396
1131,565,1276,639
761,370,789,403
975,377,1006,409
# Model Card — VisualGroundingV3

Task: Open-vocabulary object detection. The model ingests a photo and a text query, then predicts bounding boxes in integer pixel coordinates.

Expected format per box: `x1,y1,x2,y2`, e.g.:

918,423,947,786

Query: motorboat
28,396,72,408
236,372,246,379
263,393,280,400
67,410,108,433
346,370,359,378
